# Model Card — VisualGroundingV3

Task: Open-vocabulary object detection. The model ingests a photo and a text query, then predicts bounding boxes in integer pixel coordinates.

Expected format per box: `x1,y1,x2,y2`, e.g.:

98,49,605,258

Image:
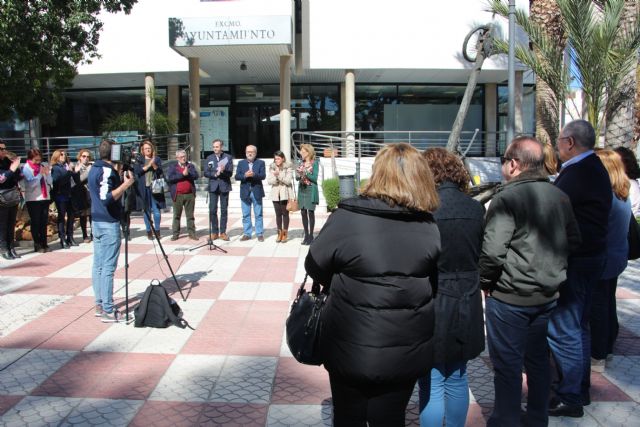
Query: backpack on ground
134,279,193,329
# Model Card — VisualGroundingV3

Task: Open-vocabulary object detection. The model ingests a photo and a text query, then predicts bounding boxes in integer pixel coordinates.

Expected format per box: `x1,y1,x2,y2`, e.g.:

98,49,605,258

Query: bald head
502,136,545,181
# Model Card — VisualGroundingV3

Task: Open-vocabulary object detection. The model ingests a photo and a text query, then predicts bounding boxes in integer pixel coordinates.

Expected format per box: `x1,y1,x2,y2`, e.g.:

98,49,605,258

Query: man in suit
547,120,612,418
235,145,266,241
204,139,233,241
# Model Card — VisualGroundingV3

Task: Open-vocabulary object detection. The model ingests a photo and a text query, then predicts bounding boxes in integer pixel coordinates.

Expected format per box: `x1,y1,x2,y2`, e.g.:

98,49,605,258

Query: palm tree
487,0,640,146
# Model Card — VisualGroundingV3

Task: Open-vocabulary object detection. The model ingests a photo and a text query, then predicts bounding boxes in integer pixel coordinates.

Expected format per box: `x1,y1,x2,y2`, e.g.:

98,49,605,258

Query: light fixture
240,61,247,71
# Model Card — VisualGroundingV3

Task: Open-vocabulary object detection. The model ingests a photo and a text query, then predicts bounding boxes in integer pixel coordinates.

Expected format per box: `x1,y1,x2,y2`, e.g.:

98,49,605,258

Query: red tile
613,337,640,355
616,287,640,298
231,257,297,282
114,254,193,280
0,395,23,416
589,372,633,401
272,357,331,404
12,278,91,295
466,402,490,426
130,401,203,427
0,253,91,277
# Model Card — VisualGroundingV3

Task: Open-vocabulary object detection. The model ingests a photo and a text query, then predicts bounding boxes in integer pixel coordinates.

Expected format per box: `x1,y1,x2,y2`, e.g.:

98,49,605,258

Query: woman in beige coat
267,150,294,242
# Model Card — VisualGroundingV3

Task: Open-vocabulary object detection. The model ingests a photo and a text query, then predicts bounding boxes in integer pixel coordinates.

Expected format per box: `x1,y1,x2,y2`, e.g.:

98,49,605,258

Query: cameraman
88,139,135,322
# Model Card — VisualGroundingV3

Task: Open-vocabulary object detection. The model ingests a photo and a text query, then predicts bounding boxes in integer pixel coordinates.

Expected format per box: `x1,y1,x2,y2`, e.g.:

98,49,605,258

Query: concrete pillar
280,55,292,161
167,85,180,158
515,70,524,134
340,83,346,132
145,73,156,134
484,83,498,157
345,70,355,156
188,58,201,168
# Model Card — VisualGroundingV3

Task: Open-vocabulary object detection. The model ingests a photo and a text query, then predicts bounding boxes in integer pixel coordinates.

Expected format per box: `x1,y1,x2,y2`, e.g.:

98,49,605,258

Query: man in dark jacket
547,119,612,417
203,139,233,241
480,136,580,427
235,145,266,241
166,149,199,241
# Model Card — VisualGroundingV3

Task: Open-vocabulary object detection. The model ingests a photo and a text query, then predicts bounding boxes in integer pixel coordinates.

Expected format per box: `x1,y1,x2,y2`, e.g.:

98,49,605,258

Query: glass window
236,85,279,102
291,85,340,131
355,85,397,139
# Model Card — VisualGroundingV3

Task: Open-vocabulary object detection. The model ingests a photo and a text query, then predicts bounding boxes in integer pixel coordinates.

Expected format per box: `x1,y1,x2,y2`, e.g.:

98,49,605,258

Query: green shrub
322,178,340,211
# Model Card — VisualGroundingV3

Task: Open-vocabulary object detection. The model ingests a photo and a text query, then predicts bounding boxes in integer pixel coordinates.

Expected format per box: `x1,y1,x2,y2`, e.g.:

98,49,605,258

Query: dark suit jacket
235,159,266,200
166,162,199,201
203,152,233,193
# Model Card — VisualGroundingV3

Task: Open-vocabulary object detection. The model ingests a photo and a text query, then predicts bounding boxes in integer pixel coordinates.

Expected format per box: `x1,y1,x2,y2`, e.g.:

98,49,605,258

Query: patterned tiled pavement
1,207,639,426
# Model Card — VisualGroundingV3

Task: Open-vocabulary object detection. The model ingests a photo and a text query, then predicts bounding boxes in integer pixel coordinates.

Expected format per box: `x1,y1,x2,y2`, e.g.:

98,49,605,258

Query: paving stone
0,294,68,339
210,377,274,403
583,402,640,426
603,355,640,402
220,356,278,379
266,404,332,427
60,398,144,426
149,355,225,402
0,396,81,426
0,349,76,395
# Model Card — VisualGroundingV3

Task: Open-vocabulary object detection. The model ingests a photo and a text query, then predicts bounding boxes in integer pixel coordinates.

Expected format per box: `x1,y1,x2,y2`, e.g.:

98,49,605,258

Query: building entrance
233,103,281,158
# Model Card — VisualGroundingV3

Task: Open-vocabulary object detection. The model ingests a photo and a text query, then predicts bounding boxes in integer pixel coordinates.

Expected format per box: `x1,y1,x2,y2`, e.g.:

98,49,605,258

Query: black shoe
301,235,310,245
1,251,15,260
67,238,79,247
10,248,20,258
548,403,583,418
60,239,70,249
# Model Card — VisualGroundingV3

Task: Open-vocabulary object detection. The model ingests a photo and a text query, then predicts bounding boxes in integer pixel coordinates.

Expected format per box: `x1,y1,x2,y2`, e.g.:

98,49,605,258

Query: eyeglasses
80,154,89,158
557,136,571,143
0,147,6,151
501,156,519,164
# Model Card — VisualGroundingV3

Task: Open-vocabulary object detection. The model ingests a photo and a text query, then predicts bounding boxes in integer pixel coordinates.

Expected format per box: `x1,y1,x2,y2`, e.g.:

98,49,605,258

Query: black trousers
54,199,75,240
272,200,289,230
0,205,18,251
590,277,620,359
329,372,415,427
26,200,50,246
209,191,229,234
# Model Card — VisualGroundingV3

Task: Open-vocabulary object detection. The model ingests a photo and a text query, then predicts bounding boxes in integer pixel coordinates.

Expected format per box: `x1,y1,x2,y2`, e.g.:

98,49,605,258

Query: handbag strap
290,173,297,201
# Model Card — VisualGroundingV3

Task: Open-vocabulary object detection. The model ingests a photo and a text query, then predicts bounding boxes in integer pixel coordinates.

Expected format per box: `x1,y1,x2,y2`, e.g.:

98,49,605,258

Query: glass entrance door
234,104,280,158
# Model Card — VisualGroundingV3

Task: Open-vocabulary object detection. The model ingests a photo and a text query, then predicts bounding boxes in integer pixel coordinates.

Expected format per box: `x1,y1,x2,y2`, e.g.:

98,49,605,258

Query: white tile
218,282,259,300
255,282,293,301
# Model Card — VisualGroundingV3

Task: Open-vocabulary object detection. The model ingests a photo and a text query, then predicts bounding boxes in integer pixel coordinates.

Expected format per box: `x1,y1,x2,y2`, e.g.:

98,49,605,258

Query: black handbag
629,214,640,261
286,274,327,366
0,187,20,208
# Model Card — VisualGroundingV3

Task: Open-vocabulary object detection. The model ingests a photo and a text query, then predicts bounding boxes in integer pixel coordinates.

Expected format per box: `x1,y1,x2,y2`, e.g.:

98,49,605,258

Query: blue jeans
241,192,263,237
209,191,229,234
92,221,121,314
418,362,469,427
486,297,557,427
547,254,605,406
142,187,161,232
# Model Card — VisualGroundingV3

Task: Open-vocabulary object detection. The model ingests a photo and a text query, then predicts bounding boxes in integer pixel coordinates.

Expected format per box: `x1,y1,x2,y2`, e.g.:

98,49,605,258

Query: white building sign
170,15,291,47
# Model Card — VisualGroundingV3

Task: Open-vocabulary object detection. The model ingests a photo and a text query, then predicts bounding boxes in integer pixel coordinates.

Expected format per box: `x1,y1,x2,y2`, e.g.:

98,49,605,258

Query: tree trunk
530,0,565,146
607,0,638,149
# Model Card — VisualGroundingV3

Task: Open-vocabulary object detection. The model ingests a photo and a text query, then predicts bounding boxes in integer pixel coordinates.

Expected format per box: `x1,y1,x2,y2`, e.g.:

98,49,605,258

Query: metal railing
0,133,192,162
290,130,506,184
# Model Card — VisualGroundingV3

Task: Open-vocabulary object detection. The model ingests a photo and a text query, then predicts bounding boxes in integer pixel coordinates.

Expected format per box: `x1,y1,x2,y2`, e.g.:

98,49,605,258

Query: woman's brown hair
596,149,630,200
422,147,471,192
543,142,558,176
50,149,69,165
361,143,439,212
141,140,156,158
76,149,92,161
299,143,316,161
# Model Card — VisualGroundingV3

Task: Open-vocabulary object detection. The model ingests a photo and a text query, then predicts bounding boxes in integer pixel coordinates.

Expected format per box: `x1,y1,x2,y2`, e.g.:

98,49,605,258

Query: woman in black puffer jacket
305,143,441,427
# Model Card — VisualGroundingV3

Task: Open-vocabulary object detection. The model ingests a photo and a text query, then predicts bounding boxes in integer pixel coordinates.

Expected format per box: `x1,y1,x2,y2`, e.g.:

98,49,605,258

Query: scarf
27,159,48,198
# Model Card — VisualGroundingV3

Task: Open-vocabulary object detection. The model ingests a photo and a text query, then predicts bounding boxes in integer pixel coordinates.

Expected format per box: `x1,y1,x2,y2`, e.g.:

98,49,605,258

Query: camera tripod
189,191,227,253
121,178,186,323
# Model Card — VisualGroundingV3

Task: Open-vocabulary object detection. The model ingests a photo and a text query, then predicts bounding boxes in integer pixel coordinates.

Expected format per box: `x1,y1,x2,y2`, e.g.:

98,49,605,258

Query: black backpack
134,280,192,329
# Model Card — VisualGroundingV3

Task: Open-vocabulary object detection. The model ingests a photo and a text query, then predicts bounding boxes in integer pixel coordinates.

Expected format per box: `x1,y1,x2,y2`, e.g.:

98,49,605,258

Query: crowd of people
305,120,639,426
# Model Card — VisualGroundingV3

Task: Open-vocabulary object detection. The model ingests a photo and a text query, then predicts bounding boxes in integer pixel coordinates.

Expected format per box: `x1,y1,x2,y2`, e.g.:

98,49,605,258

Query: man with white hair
166,149,199,241
235,145,266,241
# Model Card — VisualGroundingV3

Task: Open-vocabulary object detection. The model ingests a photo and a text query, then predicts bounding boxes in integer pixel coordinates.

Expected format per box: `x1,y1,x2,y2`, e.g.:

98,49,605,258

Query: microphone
208,161,213,169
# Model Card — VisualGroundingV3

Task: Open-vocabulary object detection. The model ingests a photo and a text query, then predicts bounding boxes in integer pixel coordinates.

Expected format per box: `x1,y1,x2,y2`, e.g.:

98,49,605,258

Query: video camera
110,142,142,171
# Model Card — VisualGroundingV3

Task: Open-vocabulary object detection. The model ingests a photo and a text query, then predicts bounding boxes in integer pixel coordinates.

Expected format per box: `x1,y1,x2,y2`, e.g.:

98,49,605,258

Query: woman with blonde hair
134,139,166,239
590,149,632,371
296,143,319,245
72,149,92,242
305,142,440,426
267,150,294,242
51,149,79,248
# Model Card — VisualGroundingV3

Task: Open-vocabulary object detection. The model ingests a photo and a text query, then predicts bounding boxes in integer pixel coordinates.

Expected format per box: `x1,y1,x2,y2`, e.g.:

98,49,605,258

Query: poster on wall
200,107,229,151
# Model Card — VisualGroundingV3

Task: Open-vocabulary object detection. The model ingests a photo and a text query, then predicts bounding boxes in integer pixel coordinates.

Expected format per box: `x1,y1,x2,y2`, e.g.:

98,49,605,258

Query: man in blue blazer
204,139,233,241
235,145,266,241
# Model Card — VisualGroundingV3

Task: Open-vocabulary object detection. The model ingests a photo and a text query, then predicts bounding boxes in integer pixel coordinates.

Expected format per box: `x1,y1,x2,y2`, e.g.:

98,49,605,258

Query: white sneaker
101,310,121,323
591,357,606,373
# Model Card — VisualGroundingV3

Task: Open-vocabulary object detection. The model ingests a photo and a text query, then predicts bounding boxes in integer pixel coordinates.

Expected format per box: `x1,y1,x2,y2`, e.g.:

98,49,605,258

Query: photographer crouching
88,139,135,322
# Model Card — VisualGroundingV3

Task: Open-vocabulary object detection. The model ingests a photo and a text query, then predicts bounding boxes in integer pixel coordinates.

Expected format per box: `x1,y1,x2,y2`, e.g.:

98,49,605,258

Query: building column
484,83,497,157
515,70,524,134
167,85,180,158
345,69,355,156
145,73,156,134
340,82,346,131
280,55,292,161
188,58,201,168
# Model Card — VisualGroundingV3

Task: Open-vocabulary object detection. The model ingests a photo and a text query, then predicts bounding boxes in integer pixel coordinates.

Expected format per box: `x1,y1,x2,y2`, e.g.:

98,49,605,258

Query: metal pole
507,0,516,145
